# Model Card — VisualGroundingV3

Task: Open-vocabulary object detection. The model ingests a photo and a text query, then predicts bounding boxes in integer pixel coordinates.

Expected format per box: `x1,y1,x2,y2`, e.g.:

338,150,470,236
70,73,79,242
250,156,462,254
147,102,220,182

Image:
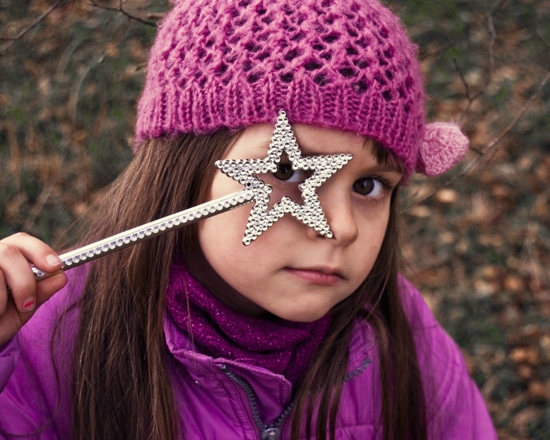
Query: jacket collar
163,312,374,385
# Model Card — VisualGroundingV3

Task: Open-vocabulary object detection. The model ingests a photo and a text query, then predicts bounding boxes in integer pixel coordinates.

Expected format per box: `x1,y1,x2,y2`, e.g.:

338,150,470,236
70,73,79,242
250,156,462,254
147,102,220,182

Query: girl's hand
0,233,67,346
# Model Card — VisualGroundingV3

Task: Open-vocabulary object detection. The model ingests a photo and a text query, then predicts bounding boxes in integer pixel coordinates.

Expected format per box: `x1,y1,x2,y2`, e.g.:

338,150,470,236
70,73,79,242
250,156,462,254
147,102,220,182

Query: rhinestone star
215,110,353,245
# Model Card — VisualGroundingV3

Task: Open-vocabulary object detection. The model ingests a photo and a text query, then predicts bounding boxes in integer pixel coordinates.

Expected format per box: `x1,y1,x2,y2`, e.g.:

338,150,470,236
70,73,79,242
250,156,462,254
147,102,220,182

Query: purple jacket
0,275,497,439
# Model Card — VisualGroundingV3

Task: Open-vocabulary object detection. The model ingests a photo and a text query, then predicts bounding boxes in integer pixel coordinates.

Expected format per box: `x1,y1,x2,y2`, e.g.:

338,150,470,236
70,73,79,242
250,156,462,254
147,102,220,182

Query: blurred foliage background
1,0,549,438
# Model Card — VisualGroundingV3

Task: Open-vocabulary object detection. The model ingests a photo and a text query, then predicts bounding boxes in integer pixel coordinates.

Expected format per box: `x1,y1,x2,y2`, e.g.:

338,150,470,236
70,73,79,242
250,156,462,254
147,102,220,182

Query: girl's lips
284,267,343,285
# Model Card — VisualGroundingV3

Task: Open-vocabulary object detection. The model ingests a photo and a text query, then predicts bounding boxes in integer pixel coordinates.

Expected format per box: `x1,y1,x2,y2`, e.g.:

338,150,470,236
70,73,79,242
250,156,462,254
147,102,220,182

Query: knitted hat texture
135,0,468,178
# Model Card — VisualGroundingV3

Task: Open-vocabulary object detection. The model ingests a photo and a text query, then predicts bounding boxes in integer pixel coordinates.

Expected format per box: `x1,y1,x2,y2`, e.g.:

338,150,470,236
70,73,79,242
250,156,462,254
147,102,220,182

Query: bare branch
23,182,57,233
0,0,68,55
421,0,505,62
406,71,550,209
454,2,499,125
486,11,496,82
453,58,480,126
88,0,158,27
453,58,472,101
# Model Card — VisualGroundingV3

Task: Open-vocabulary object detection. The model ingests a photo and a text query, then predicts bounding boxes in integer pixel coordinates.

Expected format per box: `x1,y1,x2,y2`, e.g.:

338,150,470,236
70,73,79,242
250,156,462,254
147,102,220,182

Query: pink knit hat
135,0,468,179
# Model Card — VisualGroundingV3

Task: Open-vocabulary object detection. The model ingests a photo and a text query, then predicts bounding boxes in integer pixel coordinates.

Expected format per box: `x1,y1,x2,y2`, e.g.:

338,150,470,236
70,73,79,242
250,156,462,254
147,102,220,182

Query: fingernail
46,254,61,267
23,298,36,312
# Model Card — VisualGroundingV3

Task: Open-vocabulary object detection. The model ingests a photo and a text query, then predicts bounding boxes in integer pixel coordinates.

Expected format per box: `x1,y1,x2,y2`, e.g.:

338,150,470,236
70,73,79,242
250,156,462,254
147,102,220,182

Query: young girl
0,0,497,438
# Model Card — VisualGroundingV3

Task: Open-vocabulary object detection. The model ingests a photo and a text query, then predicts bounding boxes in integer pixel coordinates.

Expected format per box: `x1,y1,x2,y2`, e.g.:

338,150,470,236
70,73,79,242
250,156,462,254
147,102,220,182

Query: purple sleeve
398,276,498,440
0,272,83,439
0,337,19,391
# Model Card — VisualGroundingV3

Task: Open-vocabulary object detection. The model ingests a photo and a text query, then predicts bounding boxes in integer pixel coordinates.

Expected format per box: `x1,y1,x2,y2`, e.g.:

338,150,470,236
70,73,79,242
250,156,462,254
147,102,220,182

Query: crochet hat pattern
135,0,468,179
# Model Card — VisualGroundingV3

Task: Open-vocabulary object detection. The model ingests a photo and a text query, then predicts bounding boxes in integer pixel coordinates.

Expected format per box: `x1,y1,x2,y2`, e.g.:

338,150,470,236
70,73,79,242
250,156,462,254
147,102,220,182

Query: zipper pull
261,427,281,440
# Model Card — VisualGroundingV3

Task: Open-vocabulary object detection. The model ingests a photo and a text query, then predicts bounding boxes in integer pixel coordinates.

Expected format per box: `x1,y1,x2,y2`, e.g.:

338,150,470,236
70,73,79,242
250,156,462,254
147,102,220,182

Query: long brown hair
70,132,232,439
69,133,426,439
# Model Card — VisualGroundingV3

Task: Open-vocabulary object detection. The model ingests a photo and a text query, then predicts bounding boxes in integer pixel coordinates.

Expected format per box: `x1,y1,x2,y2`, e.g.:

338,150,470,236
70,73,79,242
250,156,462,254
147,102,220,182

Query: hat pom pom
416,122,469,176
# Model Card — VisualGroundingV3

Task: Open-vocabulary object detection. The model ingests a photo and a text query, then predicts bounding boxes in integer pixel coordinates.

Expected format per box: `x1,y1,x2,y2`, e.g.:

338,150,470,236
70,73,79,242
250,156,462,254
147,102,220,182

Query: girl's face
188,123,402,322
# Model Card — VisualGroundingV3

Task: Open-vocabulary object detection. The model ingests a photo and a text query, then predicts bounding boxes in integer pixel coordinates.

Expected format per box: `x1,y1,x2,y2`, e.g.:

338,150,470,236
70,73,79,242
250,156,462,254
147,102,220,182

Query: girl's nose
307,191,359,245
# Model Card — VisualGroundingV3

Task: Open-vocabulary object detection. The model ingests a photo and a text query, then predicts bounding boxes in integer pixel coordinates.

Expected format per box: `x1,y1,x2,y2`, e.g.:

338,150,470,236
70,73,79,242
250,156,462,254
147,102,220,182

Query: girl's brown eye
273,163,294,181
353,177,384,197
273,163,310,183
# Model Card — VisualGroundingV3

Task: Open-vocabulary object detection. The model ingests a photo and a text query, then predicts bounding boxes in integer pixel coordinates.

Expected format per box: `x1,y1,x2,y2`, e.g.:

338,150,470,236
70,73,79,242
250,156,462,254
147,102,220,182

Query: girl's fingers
34,271,67,306
0,271,8,317
0,233,67,345
0,270,67,347
0,241,38,313
0,233,67,346
8,271,67,333
0,233,64,313
1,232,63,274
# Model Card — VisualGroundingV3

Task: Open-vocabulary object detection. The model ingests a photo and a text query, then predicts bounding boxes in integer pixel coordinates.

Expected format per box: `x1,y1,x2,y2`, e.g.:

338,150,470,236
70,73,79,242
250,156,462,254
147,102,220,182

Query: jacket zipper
220,356,371,439
220,365,294,440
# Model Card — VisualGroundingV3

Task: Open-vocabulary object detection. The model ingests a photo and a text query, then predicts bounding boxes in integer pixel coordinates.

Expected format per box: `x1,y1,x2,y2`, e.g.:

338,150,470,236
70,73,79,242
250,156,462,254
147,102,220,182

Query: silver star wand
33,111,352,281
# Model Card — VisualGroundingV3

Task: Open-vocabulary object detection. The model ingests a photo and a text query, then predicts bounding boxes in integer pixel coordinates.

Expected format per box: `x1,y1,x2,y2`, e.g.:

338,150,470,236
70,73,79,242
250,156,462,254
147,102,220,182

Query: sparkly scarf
165,260,331,383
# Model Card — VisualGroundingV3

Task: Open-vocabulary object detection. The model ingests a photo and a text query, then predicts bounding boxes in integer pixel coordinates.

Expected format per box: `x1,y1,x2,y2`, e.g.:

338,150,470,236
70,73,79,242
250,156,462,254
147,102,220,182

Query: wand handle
32,189,255,281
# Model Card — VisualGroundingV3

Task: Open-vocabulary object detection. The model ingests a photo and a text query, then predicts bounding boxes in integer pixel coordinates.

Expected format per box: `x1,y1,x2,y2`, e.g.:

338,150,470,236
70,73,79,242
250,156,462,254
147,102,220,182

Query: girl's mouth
284,267,344,286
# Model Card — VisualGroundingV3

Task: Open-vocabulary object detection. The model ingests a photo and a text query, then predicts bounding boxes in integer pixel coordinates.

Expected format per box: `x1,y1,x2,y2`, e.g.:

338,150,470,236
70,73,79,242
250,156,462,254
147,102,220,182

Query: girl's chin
264,306,332,323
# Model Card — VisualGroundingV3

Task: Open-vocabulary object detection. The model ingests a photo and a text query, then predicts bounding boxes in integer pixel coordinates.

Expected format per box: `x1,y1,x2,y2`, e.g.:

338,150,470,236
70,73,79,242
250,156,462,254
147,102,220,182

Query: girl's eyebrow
251,140,272,154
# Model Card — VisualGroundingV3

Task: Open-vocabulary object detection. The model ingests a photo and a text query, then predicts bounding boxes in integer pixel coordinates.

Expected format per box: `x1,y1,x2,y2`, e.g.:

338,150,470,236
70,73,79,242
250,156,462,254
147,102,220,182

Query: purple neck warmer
165,260,331,383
